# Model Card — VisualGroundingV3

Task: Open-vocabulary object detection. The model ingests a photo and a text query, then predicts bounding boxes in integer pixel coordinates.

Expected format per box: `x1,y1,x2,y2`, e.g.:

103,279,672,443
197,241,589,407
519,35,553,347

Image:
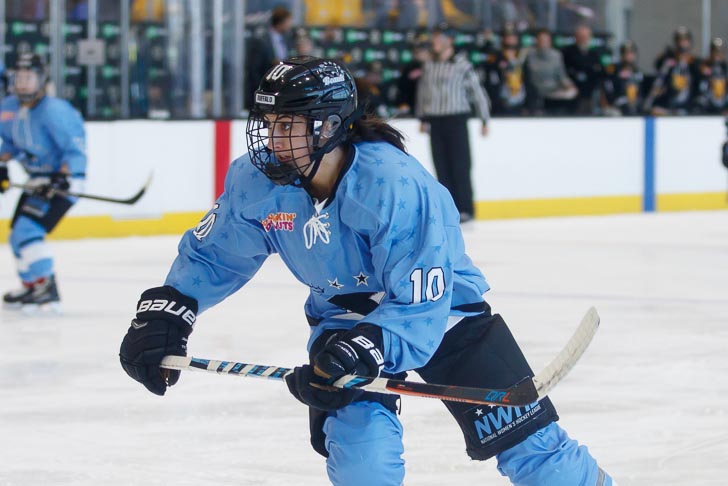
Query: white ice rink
1,211,727,486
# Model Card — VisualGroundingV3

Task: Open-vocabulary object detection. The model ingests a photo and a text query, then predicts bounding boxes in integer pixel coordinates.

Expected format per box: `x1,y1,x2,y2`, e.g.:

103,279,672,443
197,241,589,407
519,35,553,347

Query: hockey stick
161,307,600,407
9,172,153,205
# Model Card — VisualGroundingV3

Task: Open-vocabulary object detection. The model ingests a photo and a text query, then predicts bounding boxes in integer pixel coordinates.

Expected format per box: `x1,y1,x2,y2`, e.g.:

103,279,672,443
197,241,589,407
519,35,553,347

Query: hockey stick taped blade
532,307,600,399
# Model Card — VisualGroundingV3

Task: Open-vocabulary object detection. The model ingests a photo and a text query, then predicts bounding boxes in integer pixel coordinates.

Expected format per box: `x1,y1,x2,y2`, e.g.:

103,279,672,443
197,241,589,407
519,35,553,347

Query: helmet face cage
13,54,47,104
246,112,318,187
245,57,358,187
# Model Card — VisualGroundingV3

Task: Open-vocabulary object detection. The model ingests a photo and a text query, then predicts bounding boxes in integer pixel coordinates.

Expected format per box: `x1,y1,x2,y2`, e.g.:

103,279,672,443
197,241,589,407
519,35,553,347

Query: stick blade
122,172,154,204
532,307,600,399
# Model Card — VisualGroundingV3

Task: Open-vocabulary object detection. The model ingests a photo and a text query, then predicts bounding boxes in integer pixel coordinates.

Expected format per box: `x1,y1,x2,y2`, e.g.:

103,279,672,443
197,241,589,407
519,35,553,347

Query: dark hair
349,114,406,153
271,7,291,28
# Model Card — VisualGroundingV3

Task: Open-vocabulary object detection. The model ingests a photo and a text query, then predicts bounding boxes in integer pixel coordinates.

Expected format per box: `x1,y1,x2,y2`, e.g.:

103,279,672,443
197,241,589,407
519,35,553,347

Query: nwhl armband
136,285,198,328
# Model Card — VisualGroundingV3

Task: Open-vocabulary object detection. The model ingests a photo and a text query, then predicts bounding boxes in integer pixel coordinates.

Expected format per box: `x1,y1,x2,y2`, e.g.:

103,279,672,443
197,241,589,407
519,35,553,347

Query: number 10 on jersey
409,267,445,304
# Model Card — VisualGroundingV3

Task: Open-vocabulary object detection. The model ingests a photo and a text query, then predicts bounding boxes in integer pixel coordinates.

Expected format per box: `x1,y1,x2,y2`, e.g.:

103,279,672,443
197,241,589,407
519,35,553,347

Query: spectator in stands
370,0,434,29
485,28,529,115
644,26,698,116
524,28,577,115
355,61,388,118
245,6,293,110
601,40,644,116
295,31,316,57
555,0,595,32
695,37,727,114
416,24,491,223
494,1,534,32
131,0,164,22
147,75,172,120
395,39,430,116
561,24,604,115
67,0,88,21
8,0,48,20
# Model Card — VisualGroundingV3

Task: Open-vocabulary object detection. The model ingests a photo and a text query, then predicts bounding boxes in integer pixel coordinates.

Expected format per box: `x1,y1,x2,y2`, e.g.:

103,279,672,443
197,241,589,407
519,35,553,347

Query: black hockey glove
0,164,8,193
32,173,70,199
285,324,385,411
119,286,197,396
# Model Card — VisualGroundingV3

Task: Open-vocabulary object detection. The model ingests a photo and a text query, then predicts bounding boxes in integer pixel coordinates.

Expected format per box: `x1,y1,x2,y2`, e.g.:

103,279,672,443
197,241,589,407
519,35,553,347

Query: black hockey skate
6,275,62,315
2,283,34,309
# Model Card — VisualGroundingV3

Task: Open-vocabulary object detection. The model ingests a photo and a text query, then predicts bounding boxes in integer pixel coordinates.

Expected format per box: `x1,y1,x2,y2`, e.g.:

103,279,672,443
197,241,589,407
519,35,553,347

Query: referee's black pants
428,114,474,219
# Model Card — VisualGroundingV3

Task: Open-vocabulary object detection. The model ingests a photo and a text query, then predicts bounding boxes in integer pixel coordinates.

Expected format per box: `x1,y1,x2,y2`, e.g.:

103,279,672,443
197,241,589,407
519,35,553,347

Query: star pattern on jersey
354,272,369,286
192,276,202,286
475,408,484,416
328,278,344,289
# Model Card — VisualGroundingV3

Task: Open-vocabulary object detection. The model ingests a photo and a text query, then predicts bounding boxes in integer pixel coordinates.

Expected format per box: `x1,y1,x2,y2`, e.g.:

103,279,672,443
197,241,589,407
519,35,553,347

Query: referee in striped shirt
416,24,490,223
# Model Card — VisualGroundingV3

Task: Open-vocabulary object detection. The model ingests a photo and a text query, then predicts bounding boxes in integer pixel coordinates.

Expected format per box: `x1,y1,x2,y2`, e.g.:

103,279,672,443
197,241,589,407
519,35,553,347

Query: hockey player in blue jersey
0,53,86,312
119,57,615,485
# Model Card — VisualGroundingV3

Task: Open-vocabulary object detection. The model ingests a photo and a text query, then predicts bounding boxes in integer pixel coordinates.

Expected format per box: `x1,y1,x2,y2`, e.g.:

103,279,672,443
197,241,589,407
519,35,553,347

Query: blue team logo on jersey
193,204,219,241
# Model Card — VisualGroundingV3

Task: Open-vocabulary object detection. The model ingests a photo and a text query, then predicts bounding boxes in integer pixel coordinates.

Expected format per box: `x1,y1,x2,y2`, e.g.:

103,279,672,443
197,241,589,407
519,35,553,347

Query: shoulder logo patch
193,203,219,241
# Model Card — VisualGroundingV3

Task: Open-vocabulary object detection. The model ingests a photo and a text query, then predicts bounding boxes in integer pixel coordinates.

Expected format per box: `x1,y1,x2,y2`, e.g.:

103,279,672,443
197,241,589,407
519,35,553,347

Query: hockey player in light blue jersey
0,53,86,312
120,57,616,486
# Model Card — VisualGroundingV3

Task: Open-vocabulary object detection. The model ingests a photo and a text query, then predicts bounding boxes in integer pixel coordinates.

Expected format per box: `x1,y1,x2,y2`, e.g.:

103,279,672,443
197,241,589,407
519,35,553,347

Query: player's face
14,69,40,98
264,113,313,173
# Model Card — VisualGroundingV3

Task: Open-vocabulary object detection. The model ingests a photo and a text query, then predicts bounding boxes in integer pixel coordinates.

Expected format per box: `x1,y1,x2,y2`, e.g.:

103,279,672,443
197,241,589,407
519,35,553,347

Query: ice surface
1,211,727,485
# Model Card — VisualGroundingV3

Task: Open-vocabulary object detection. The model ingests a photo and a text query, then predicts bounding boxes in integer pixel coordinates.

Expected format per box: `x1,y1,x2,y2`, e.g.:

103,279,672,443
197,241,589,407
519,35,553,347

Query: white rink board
655,116,728,193
0,121,216,220
1,211,727,485
3,116,727,222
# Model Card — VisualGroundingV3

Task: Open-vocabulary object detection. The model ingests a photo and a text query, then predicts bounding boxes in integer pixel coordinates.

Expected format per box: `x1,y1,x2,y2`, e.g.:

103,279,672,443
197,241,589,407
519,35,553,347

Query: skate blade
2,301,23,311
21,302,63,316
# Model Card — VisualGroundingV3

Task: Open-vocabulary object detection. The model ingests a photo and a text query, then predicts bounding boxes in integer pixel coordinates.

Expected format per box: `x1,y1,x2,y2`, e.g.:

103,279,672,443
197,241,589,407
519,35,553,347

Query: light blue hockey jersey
0,95,87,180
166,141,490,373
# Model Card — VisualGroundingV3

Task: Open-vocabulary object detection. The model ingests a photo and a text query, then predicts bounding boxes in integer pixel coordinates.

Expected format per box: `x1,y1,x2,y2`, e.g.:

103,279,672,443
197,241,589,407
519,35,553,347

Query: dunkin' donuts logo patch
261,212,296,232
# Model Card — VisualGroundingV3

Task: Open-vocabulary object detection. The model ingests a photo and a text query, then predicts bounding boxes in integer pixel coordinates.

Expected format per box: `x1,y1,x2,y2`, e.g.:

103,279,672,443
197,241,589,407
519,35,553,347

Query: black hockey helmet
246,56,361,187
673,26,692,45
14,52,48,103
619,40,638,57
710,37,724,53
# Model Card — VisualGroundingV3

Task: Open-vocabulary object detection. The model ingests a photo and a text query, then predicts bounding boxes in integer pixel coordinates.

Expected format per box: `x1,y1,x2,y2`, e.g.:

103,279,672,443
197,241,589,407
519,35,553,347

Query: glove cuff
136,285,198,333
